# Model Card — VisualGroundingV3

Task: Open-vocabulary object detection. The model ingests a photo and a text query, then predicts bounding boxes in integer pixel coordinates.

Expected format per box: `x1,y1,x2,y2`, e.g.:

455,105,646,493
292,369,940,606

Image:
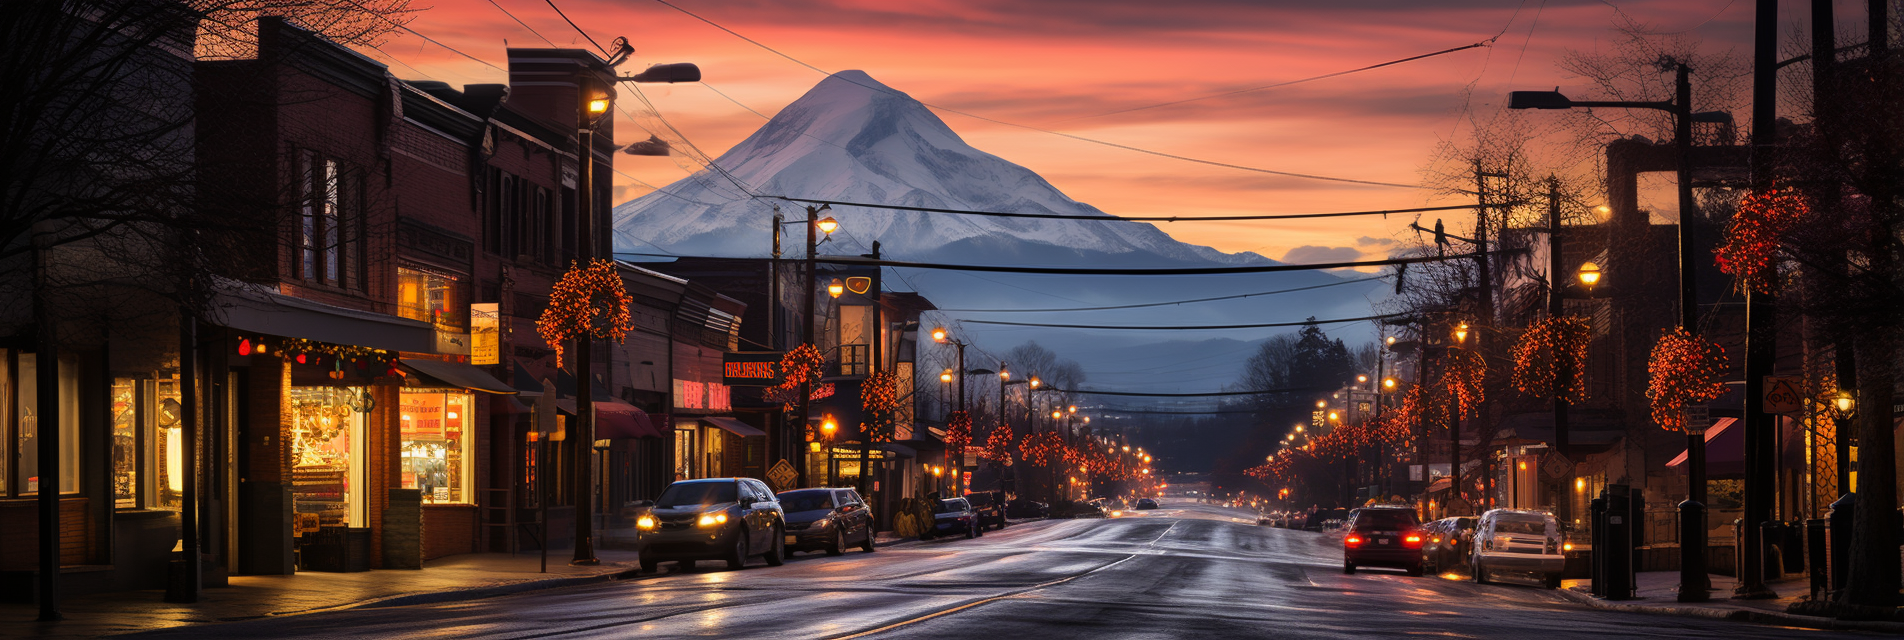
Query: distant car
1420,516,1476,575
777,487,875,556
1471,509,1566,589
1342,506,1424,576
963,490,1008,531
636,478,786,573
1007,498,1049,519
926,497,983,539
1303,508,1348,532
1136,498,1159,510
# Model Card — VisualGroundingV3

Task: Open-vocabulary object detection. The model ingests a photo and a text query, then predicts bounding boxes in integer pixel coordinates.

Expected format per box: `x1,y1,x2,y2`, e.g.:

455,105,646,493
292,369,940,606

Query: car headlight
1110,510,1123,517
636,515,657,530
697,512,729,527
813,518,831,529
1563,542,1575,552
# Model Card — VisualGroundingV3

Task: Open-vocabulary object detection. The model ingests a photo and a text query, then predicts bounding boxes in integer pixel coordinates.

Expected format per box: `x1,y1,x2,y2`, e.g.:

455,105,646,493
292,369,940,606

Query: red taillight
1345,535,1363,547
1403,534,1423,548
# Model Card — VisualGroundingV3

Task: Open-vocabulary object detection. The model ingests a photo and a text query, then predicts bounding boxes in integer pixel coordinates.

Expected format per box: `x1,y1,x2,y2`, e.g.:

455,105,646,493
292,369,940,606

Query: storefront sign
722,351,782,387
470,303,500,365
672,379,733,411
830,446,895,460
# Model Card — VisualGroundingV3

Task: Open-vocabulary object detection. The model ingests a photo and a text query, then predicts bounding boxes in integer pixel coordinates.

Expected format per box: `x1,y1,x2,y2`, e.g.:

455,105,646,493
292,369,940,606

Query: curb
1554,586,1904,634
316,566,644,614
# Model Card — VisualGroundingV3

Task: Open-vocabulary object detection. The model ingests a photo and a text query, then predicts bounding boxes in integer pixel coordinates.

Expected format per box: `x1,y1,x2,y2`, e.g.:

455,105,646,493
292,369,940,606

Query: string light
978,425,1015,462
860,369,901,443
1512,315,1592,403
1715,184,1809,294
1442,348,1486,419
536,258,633,368
1646,327,1728,431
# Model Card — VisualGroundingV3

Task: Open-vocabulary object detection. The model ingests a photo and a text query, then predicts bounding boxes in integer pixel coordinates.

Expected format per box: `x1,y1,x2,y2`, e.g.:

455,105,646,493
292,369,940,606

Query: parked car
636,478,786,572
1007,498,1049,519
925,497,983,539
1419,516,1476,575
1303,508,1348,531
1471,509,1565,588
964,490,1008,531
1136,498,1159,510
1342,506,1424,576
777,487,876,556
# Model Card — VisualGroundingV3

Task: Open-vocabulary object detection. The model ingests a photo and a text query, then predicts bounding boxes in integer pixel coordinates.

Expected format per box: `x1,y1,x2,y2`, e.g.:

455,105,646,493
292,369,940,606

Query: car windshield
656,482,737,508
777,490,834,512
934,499,966,514
1495,516,1549,535
1353,509,1419,529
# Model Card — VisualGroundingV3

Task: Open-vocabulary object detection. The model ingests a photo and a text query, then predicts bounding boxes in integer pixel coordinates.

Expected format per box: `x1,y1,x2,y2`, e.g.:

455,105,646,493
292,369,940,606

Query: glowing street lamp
816,216,839,234
1577,262,1603,290
940,369,954,383
1454,322,1470,344
827,278,845,298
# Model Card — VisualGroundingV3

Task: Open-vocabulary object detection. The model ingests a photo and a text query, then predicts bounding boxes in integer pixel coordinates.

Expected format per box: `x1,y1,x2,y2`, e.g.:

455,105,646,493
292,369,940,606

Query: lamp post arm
1564,100,1676,112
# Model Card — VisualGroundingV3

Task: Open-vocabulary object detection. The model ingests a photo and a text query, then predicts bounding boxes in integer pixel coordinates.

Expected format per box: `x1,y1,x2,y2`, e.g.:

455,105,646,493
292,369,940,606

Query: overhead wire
809,248,1516,275
543,0,608,54
935,275,1385,313
961,313,1405,332
647,0,1429,189
1053,387,1312,397
763,197,1497,223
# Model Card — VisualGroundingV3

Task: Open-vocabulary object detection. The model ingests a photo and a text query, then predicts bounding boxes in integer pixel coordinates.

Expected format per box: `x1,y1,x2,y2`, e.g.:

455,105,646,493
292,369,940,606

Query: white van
1470,509,1565,588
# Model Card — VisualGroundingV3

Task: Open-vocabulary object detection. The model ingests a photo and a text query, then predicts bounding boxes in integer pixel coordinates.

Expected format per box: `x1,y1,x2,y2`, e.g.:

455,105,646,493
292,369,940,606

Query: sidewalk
0,550,643,639
1554,571,1904,633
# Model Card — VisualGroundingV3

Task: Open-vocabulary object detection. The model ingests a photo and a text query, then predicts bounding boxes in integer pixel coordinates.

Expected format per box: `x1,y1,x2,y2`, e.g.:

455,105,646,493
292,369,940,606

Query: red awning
1666,417,1743,477
557,399,663,439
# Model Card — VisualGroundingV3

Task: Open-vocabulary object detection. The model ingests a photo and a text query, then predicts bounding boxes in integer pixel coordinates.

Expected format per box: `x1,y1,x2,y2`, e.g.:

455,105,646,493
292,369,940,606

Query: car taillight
1403,534,1423,548
1345,535,1363,547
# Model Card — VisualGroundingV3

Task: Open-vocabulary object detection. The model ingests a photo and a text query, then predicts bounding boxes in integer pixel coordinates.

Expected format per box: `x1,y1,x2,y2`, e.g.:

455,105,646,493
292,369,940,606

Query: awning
211,284,435,353
1426,477,1452,493
400,359,516,394
1667,417,1743,477
512,361,547,397
557,399,663,439
702,416,765,437
491,394,532,415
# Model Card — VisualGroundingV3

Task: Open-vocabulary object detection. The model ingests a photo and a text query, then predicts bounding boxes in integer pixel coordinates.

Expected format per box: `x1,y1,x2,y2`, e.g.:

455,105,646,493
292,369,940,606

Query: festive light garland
237,336,397,377
766,344,826,410
1715,185,1810,294
946,411,972,461
1442,348,1487,419
1022,431,1066,466
978,425,1015,462
537,259,633,368
1512,315,1592,403
860,369,900,443
1646,327,1729,431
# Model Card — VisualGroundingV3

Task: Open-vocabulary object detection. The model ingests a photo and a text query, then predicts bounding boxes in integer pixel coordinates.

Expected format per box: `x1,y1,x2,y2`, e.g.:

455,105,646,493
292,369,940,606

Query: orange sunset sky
362,0,1764,264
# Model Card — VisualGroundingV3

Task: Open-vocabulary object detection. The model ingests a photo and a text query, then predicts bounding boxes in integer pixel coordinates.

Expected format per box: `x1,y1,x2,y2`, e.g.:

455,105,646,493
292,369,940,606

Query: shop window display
7,351,80,496
112,376,187,510
399,390,471,504
290,387,369,532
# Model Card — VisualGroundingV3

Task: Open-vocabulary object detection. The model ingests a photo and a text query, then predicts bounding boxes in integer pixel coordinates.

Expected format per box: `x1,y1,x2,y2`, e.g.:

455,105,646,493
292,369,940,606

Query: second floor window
297,150,364,289
397,266,468,332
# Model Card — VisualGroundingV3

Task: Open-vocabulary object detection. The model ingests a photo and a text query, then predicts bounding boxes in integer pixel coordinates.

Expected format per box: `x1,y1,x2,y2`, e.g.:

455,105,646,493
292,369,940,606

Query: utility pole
1736,0,1780,600
801,205,820,487
1548,177,1573,527
859,242,880,501
1812,0,1854,503
770,209,788,485
571,83,601,567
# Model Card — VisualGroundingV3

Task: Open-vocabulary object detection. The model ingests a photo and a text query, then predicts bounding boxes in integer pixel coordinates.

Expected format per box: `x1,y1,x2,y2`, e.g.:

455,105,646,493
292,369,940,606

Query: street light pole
1548,178,1573,528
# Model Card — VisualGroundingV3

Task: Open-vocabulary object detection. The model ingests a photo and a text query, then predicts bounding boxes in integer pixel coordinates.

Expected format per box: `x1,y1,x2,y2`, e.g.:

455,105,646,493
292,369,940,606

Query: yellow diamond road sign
1764,376,1804,415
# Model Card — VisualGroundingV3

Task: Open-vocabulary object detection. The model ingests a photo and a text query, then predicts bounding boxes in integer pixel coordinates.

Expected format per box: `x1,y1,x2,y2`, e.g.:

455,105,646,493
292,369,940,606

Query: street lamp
940,369,954,383
1577,262,1603,289
1829,390,1855,496
827,278,845,298
1454,322,1470,344
1514,62,1714,604
932,327,971,493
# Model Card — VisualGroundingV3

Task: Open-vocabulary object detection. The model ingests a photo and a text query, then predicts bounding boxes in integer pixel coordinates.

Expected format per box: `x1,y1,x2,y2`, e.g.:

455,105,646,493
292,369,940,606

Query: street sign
1683,404,1711,434
767,459,798,491
1763,376,1804,415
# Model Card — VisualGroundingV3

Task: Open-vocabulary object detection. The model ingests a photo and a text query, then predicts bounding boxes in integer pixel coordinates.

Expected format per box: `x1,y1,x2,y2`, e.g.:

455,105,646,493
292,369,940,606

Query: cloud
1281,245,1364,264
1356,236,1397,247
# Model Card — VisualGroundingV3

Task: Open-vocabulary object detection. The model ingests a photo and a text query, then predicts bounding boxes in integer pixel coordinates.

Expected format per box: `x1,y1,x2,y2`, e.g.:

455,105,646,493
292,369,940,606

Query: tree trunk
1838,326,1900,607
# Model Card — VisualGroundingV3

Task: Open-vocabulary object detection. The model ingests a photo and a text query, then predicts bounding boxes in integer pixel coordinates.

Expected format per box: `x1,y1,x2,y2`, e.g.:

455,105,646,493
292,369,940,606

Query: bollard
1827,493,1854,596
1604,485,1634,600
1760,520,1784,580
1678,499,1708,602
1590,494,1608,597
1806,518,1827,600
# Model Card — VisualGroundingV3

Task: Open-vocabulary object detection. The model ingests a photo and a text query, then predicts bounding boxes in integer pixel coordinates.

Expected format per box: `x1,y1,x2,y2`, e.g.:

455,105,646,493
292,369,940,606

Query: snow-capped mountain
614,70,1267,267
613,70,1388,395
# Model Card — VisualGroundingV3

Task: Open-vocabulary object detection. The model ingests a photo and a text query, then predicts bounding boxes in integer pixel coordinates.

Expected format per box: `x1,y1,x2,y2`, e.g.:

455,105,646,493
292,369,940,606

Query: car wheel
679,559,696,572
763,526,785,566
725,530,749,570
964,521,976,539
975,521,984,537
1343,561,1356,575
1407,563,1424,577
1544,573,1562,590
1472,560,1488,584
860,530,877,553
998,518,1008,530
827,529,845,556
640,557,657,574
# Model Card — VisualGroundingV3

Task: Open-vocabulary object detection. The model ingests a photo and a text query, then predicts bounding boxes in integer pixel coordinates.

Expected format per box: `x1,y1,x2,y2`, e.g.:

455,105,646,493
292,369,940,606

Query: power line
543,0,607,54
810,249,1516,276
1091,407,1265,415
963,313,1403,331
484,0,556,46
647,0,1428,189
337,0,504,71
937,275,1386,313
1073,39,1498,121
766,196,1493,222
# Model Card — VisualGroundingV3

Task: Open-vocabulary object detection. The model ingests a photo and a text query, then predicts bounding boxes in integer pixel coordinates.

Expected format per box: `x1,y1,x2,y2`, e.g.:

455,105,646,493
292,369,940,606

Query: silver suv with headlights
637,478,786,572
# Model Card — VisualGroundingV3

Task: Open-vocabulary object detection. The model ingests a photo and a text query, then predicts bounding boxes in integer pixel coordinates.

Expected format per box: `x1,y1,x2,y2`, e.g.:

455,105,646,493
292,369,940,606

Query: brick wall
0,498,96,570
383,488,421,569
420,504,477,561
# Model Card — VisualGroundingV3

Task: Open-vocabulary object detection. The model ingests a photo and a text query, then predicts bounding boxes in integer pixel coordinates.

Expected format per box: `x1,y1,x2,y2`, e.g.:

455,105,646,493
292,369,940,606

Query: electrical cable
485,0,556,46
1052,387,1313,397
763,196,1494,222
1090,407,1268,415
936,275,1385,313
809,248,1516,275
961,313,1403,331
543,0,607,55
648,0,1428,189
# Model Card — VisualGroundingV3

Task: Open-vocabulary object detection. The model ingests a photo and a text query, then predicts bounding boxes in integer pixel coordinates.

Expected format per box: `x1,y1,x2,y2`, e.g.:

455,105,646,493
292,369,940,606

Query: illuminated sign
722,351,783,387
672,379,733,411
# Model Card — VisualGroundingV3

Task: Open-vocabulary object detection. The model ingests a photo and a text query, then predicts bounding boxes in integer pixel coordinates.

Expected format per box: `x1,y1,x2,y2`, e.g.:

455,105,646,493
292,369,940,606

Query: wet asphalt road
134,500,1864,639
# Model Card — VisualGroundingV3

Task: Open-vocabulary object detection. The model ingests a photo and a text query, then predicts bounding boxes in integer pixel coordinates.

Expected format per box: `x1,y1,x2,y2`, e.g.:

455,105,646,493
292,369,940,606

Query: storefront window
11,352,80,496
400,390,471,504
397,267,468,332
673,424,695,480
289,387,368,531
112,378,137,507
110,375,186,510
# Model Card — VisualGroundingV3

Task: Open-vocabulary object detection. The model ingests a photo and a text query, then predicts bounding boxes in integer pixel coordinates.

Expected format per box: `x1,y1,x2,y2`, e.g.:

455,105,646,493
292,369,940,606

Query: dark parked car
1419,516,1475,575
1136,498,1159,510
777,487,876,556
1342,506,1423,576
1006,498,1049,519
925,497,983,539
636,478,786,573
964,490,1008,531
